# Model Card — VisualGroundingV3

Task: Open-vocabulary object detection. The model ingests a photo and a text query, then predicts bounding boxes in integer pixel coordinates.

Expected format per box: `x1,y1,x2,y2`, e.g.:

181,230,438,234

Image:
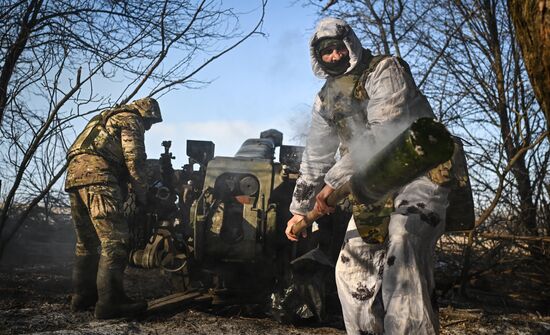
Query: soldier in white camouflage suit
65,97,162,319
286,18,449,334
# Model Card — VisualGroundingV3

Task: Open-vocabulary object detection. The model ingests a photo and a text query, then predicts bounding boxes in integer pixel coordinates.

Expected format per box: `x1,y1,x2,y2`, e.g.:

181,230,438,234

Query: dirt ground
1,210,549,335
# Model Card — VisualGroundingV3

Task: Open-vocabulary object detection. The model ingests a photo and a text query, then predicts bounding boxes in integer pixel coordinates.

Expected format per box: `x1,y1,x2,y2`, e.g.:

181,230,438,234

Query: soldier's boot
94,256,147,319
70,254,99,312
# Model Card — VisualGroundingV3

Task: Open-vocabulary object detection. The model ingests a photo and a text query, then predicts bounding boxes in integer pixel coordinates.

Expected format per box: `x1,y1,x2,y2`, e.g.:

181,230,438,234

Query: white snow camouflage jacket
290,17,435,215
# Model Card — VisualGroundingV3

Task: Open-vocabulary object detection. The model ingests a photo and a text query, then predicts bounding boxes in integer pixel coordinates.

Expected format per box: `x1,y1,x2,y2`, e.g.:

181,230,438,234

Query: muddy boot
71,254,99,312
94,256,147,319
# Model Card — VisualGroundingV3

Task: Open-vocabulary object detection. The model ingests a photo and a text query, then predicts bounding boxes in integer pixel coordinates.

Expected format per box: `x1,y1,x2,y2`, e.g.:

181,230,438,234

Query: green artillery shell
350,118,454,205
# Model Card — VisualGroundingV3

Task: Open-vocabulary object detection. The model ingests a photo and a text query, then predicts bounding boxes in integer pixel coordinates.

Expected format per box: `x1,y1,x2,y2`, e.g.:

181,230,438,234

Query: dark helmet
128,97,162,124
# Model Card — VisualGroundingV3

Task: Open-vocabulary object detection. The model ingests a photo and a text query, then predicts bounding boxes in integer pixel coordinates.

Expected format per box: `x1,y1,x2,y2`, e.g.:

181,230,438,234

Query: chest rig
318,52,392,155
318,52,398,243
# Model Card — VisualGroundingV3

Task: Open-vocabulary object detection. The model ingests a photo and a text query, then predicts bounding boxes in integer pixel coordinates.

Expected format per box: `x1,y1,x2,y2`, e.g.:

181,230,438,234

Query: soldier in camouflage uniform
286,18,449,334
65,97,162,319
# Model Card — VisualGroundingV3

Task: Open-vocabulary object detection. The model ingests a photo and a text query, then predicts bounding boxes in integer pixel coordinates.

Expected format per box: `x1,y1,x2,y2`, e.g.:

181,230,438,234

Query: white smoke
350,119,414,173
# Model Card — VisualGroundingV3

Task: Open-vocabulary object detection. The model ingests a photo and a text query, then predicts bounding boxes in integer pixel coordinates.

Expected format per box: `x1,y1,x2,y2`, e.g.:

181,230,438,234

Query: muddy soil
1,210,549,335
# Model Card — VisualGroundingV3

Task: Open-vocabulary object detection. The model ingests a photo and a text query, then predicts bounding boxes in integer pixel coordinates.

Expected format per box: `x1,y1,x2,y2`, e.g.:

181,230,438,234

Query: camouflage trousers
335,176,449,335
68,183,129,264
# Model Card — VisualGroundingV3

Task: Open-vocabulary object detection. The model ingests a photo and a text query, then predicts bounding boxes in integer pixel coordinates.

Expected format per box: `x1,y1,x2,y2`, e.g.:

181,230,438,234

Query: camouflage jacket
65,107,149,205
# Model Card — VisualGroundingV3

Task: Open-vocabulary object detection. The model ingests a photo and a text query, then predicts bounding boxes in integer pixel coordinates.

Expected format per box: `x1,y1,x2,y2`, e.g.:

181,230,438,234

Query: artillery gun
126,130,345,321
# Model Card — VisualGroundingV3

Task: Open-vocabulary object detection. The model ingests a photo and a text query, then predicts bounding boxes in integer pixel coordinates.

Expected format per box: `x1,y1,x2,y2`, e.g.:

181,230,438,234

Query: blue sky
146,2,323,167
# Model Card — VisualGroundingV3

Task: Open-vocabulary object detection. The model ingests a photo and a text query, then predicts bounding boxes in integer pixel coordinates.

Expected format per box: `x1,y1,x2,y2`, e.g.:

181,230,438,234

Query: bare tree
429,0,547,237
509,0,550,136
0,0,267,259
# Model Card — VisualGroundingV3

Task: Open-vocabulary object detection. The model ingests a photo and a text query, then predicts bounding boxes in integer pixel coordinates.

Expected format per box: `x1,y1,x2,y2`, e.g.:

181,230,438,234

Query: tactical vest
319,53,383,152
318,52,396,243
67,107,140,166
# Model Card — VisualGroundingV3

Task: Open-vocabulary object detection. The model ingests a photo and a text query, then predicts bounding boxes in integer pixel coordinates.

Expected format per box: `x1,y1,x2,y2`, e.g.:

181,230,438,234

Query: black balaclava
315,38,351,77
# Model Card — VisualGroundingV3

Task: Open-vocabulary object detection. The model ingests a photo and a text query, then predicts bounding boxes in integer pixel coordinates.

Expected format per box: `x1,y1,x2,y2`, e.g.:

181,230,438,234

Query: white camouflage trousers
335,176,449,335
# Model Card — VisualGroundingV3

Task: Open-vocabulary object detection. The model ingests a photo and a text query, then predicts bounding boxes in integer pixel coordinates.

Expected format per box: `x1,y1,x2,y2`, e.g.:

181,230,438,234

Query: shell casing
350,118,454,205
